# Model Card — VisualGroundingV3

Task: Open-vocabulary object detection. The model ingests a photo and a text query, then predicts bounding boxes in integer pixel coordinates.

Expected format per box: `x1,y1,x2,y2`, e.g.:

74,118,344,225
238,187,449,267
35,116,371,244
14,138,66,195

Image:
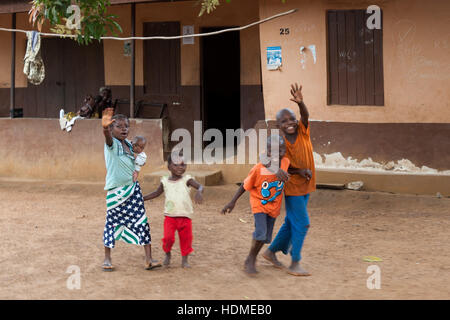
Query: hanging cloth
23,31,45,85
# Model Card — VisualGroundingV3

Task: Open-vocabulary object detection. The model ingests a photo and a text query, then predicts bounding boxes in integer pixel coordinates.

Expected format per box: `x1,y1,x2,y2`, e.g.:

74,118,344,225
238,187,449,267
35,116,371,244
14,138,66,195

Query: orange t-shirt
283,121,316,196
243,157,290,218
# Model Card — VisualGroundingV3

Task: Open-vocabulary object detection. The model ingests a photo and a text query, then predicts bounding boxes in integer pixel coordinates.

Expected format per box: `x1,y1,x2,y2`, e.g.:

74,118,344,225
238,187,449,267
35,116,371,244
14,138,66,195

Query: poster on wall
267,46,282,70
123,40,131,56
182,25,195,45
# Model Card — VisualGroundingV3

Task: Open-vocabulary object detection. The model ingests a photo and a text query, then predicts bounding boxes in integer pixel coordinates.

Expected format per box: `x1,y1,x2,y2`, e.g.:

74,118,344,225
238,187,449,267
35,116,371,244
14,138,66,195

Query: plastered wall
103,0,262,87
0,118,164,181
259,0,450,123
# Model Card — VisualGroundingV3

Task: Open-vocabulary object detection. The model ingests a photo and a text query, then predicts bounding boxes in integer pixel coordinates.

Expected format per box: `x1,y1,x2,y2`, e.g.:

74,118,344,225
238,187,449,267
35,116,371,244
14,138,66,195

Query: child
143,152,204,268
95,87,116,118
221,135,290,275
81,94,98,118
101,108,161,271
131,136,147,182
262,83,315,276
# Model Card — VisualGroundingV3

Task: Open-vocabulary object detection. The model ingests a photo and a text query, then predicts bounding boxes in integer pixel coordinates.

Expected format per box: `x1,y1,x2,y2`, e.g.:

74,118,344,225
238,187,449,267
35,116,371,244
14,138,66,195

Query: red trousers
162,216,193,256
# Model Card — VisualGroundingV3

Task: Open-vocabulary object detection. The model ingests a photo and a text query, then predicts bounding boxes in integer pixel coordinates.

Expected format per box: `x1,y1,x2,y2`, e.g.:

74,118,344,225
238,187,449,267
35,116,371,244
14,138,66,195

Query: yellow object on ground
363,256,383,262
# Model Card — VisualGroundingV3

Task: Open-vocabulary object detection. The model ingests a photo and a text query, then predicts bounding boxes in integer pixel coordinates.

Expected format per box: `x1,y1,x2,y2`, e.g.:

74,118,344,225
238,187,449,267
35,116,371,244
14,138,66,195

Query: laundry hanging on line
23,31,45,85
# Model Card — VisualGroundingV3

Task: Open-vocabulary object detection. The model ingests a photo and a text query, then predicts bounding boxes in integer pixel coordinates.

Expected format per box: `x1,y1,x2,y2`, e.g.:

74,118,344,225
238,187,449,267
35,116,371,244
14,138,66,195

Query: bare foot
262,249,284,269
181,255,191,268
244,256,258,274
287,261,311,276
163,252,171,267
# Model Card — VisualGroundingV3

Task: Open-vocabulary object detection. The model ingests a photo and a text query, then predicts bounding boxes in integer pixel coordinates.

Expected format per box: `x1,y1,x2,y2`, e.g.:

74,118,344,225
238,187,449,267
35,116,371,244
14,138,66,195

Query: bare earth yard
0,178,448,299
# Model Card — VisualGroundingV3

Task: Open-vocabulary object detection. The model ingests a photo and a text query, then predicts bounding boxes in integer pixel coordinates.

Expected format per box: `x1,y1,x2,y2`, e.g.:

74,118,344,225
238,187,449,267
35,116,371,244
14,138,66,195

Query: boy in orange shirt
262,83,315,276
221,135,290,274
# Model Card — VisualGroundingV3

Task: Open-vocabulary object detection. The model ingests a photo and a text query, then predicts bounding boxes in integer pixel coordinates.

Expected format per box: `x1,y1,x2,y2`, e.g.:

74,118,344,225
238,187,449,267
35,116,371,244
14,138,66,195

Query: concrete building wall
103,0,264,132
0,14,12,89
0,12,35,89
0,0,449,188
0,118,165,181
259,0,450,123
0,12,28,116
0,12,68,115
103,0,261,87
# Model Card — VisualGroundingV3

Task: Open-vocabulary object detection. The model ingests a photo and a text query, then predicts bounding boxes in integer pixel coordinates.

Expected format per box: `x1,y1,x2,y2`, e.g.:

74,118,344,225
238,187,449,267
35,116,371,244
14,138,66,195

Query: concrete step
316,168,450,196
144,169,223,186
316,183,346,190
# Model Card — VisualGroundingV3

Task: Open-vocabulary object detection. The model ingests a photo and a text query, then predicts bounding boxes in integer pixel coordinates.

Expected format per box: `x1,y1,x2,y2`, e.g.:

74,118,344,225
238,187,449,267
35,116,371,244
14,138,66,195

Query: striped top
106,183,136,210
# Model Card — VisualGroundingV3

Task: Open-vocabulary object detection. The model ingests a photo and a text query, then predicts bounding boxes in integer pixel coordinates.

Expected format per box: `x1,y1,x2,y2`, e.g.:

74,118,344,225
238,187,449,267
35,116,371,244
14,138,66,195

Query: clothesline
0,8,297,41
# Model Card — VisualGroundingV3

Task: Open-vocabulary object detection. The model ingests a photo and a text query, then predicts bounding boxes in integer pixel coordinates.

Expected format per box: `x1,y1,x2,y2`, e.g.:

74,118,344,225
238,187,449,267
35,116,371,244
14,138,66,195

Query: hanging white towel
23,31,45,85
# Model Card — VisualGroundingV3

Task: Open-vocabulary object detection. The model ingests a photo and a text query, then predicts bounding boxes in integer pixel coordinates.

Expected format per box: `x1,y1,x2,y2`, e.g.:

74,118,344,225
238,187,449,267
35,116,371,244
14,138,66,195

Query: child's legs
265,215,277,244
162,216,177,253
143,244,152,262
104,247,112,261
287,194,310,262
268,198,293,254
253,213,276,244
103,216,116,249
103,218,114,265
177,217,193,256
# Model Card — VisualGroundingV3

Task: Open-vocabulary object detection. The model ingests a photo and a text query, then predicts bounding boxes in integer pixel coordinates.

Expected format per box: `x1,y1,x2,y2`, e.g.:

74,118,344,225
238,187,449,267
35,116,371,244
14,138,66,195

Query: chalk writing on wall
394,20,450,83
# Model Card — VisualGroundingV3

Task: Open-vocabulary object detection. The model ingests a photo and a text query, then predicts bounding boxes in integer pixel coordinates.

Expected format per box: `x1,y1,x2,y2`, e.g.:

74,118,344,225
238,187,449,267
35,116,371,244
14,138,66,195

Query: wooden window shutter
327,10,384,106
143,22,181,95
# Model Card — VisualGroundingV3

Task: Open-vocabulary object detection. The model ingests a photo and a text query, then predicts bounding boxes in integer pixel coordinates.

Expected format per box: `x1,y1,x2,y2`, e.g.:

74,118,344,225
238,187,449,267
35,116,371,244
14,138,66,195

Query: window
143,21,180,95
327,10,384,106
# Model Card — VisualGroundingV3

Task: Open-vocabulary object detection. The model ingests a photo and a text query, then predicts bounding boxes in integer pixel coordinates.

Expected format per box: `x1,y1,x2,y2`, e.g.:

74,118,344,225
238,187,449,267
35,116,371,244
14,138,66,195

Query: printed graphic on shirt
260,180,284,205
166,200,175,213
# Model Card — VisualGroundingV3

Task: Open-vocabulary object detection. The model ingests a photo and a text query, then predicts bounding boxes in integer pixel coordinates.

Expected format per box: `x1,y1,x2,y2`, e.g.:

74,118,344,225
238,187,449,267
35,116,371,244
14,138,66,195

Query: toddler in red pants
143,153,203,268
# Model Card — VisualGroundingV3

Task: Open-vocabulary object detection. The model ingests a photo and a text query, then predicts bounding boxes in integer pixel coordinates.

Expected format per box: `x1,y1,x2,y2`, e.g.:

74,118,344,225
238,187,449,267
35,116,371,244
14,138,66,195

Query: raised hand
102,107,115,129
290,83,303,104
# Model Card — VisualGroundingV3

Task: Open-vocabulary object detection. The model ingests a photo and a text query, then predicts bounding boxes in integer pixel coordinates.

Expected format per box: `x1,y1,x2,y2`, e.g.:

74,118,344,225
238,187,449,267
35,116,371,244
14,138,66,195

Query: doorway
201,27,240,139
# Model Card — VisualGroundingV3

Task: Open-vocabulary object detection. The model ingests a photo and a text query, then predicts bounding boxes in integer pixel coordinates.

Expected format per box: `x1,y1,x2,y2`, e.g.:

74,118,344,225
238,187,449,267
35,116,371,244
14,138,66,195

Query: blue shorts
253,213,276,244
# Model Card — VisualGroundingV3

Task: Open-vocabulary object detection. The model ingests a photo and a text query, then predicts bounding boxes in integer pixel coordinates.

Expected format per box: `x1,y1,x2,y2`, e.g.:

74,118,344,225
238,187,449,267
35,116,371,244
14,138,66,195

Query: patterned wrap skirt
103,182,151,248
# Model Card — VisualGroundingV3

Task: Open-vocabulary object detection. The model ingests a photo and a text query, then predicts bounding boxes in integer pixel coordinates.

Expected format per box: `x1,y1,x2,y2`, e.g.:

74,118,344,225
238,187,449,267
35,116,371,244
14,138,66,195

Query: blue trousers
268,194,310,262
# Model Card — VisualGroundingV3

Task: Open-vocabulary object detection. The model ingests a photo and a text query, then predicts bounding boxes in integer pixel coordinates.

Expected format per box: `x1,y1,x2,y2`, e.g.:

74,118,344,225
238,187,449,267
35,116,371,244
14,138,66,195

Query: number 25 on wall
280,28,290,35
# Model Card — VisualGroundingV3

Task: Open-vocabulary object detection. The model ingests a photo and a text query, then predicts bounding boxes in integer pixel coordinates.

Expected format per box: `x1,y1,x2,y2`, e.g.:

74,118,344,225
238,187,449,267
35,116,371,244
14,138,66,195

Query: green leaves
30,0,226,45
198,0,221,17
30,0,122,45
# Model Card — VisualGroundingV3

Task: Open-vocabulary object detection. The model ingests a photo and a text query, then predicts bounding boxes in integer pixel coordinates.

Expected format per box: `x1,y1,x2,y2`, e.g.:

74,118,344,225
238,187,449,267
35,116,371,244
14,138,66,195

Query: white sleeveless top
161,175,193,219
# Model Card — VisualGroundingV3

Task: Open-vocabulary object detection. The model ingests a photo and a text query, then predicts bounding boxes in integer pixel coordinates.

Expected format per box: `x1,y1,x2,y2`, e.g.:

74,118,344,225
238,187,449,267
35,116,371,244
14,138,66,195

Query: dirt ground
0,177,449,300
